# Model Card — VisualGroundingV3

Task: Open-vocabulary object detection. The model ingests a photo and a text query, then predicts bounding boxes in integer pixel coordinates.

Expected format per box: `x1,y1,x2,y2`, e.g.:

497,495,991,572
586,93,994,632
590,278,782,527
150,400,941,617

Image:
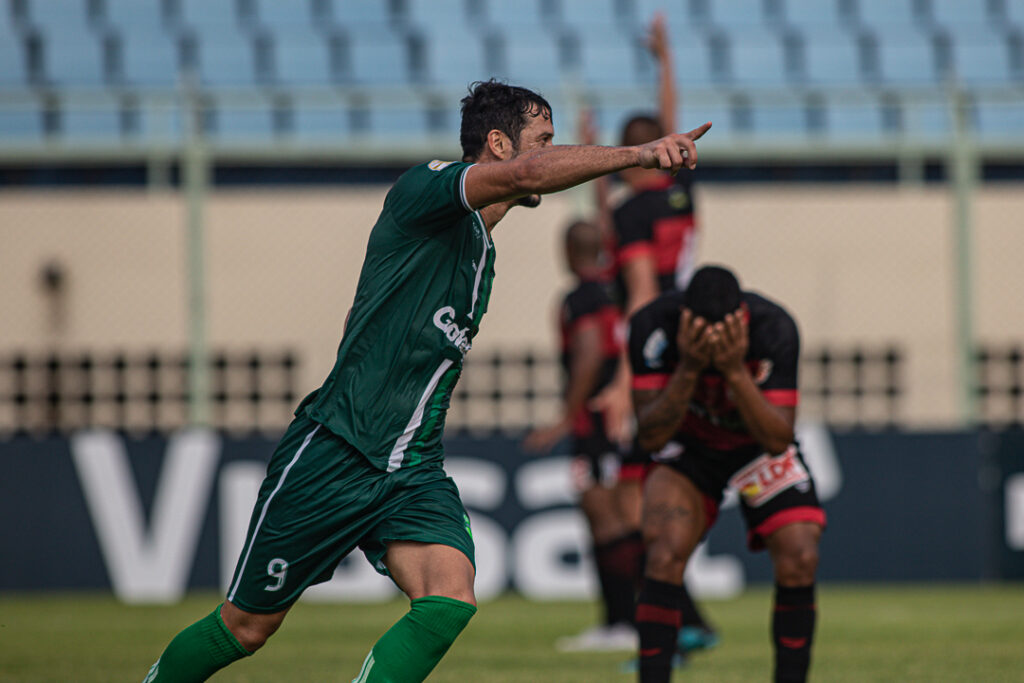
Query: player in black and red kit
629,265,826,683
525,220,641,651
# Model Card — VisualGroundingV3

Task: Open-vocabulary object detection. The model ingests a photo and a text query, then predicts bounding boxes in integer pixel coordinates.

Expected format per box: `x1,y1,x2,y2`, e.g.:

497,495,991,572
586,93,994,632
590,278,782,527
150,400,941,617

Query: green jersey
306,160,495,471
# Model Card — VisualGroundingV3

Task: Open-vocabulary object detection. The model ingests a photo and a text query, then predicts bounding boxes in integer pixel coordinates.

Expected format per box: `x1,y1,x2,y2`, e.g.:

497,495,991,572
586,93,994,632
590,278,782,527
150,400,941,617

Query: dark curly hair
460,80,552,162
682,265,742,323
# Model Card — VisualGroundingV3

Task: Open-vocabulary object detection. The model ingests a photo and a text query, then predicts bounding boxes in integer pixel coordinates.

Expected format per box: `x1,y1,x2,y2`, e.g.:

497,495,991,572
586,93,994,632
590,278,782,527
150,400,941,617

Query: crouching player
629,265,825,683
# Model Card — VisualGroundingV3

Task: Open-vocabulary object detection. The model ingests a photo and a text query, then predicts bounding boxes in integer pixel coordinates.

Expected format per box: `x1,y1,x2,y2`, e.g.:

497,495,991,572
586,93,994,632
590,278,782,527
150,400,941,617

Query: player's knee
643,537,689,582
221,606,285,653
774,542,819,586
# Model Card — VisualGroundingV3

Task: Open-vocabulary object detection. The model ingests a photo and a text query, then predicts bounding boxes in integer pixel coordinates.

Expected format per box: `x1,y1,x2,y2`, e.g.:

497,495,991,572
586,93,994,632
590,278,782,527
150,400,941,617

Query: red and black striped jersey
627,289,799,453
610,171,698,300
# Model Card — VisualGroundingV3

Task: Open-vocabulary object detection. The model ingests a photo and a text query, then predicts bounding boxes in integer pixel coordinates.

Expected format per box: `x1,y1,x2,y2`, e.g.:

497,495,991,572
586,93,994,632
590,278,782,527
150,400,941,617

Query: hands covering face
676,307,748,374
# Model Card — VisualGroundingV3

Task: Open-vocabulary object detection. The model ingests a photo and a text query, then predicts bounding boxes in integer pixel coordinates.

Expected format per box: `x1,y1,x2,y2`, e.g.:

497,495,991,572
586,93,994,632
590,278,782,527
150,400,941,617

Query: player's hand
636,122,712,173
711,307,749,375
647,12,669,62
522,420,570,453
588,381,633,446
677,308,715,371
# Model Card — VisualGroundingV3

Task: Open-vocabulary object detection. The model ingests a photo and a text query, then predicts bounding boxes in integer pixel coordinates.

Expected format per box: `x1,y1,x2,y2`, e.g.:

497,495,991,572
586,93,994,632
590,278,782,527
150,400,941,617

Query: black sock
679,582,712,631
635,578,683,683
593,532,643,626
772,583,816,683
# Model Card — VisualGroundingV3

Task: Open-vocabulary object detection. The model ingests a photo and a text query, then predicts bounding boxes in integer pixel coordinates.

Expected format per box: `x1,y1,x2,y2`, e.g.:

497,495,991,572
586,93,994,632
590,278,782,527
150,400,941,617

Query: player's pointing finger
685,121,712,141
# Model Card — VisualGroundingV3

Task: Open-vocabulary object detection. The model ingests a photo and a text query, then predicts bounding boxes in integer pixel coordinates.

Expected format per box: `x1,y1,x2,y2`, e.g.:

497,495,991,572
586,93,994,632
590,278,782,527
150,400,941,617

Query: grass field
2,585,1023,682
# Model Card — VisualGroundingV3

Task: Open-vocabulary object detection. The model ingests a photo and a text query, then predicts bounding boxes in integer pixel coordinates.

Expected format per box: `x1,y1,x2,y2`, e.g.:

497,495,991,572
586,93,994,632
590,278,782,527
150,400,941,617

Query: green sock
142,604,251,683
352,596,477,683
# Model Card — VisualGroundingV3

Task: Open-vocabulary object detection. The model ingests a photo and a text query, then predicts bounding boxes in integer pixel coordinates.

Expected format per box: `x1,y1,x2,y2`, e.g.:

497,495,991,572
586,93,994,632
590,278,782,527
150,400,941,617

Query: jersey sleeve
613,203,655,265
385,160,474,235
758,312,800,406
627,306,674,392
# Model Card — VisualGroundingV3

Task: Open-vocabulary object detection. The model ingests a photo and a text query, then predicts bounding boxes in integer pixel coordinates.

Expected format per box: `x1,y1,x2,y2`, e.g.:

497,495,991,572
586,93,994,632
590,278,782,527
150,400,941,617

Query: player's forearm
724,369,794,455
635,367,699,452
563,353,603,422
512,144,643,197
656,46,676,134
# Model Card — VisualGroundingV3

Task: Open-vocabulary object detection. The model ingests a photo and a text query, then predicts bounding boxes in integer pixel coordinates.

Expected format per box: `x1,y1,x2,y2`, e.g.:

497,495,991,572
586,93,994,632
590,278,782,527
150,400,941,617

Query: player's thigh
641,465,707,562
579,484,626,543
384,541,476,605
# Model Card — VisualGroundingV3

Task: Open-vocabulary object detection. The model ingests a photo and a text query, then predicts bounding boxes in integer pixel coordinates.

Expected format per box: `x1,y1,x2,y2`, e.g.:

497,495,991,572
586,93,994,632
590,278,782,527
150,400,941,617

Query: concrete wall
2,183,1022,427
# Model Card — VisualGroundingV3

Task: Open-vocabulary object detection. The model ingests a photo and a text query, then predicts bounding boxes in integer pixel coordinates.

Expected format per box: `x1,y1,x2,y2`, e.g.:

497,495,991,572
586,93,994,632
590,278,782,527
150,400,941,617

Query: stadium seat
290,97,350,141
853,0,924,29
327,0,397,29
362,103,431,140
344,29,411,85
270,29,333,86
748,96,808,136
0,100,45,141
948,31,1012,86
421,33,490,87
0,27,29,87
670,37,716,87
928,0,994,30
401,0,473,34
59,95,124,140
23,0,95,33
798,29,863,85
973,99,1024,139
251,0,316,30
175,0,241,30
780,0,846,29
491,32,564,88
479,0,551,29
40,29,107,86
823,93,885,138
633,0,688,27
101,0,167,34
900,99,951,138
574,31,645,86
555,0,631,29
870,29,939,85
700,0,771,27
192,28,261,86
1005,1,1024,30
725,29,792,86
116,30,179,87
134,101,185,142
207,98,277,142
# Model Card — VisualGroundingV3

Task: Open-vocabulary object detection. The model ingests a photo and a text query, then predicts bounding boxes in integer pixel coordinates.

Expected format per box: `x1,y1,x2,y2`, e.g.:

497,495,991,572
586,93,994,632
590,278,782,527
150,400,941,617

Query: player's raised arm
463,125,711,211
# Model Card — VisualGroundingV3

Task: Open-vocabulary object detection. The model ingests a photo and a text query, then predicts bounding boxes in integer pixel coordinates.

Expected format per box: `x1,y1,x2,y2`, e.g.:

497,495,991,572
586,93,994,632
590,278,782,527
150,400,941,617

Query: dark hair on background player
564,219,604,264
460,80,552,162
620,113,664,146
683,265,742,323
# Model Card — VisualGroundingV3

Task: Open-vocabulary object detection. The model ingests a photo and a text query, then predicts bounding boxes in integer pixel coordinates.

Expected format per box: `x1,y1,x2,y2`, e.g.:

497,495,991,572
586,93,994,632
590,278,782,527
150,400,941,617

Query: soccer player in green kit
141,80,711,683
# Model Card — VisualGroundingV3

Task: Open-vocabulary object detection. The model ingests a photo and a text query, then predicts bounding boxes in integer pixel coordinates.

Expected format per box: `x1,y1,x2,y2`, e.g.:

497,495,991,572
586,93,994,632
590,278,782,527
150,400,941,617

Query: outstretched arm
463,124,711,210
649,13,677,135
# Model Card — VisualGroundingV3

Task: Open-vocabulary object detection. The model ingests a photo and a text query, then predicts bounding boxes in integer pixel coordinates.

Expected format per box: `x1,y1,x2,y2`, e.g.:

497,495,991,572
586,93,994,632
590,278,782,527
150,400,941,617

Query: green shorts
225,412,475,614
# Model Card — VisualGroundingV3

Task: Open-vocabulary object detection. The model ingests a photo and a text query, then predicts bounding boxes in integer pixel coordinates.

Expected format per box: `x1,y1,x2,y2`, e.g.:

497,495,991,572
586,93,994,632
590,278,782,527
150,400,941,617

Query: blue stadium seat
928,0,994,30
681,97,732,137
949,31,1012,86
900,99,950,138
973,99,1024,139
0,26,29,87
871,29,938,85
208,99,277,142
101,0,167,34
117,30,179,87
193,28,260,86
480,0,551,29
556,0,630,29
749,97,807,135
492,33,564,88
135,101,185,142
270,29,332,85
799,29,863,85
575,31,644,86
363,104,431,140
252,0,316,30
41,29,107,86
422,33,489,87
291,99,350,141
633,0,688,27
0,101,45,141
60,95,123,140
669,37,716,87
328,0,396,29
725,29,790,86
780,0,846,29
823,93,884,138
176,0,241,30
854,0,923,28
345,29,410,85
402,0,472,34
701,0,771,27
24,0,94,33
1005,1,1024,30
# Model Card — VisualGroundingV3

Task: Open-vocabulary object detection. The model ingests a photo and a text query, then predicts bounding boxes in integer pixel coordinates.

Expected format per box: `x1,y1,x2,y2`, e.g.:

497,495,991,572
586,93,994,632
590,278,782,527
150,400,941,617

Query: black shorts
651,437,826,551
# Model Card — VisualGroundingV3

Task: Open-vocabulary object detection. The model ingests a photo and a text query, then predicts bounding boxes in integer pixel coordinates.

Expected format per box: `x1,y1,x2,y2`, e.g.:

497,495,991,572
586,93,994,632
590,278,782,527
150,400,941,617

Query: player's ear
486,129,514,160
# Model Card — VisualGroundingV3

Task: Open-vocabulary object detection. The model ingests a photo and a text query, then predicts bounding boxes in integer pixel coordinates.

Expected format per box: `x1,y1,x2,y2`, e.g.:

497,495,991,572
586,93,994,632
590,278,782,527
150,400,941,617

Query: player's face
514,106,554,156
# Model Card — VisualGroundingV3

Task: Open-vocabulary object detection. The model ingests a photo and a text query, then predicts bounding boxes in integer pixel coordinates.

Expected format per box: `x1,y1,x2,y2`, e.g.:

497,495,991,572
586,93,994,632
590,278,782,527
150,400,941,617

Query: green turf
1,585,1023,682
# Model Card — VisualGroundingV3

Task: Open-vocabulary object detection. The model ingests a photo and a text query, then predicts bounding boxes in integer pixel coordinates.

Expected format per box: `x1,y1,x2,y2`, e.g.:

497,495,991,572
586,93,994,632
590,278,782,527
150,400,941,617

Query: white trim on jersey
468,211,489,319
387,358,455,472
674,225,699,290
353,650,375,682
227,424,320,603
459,164,475,212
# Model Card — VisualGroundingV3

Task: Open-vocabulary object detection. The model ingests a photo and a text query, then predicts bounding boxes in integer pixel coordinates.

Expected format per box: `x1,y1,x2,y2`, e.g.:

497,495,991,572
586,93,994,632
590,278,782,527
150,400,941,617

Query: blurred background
2,0,1024,603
